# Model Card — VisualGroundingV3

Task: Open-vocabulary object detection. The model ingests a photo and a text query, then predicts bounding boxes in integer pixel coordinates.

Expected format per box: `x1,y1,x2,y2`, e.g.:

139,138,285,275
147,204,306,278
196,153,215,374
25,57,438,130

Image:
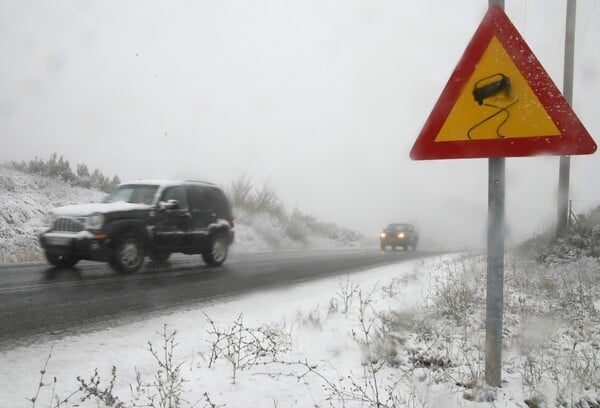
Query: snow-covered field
2,252,599,408
0,254,463,407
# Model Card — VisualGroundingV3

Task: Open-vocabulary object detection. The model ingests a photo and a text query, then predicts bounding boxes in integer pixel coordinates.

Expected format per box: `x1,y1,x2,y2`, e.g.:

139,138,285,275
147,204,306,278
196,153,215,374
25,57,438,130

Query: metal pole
486,157,505,386
569,199,573,227
557,0,576,239
486,0,505,388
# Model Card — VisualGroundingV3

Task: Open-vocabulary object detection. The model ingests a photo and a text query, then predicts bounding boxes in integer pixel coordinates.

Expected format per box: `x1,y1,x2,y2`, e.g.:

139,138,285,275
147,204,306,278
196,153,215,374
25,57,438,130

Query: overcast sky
0,0,598,247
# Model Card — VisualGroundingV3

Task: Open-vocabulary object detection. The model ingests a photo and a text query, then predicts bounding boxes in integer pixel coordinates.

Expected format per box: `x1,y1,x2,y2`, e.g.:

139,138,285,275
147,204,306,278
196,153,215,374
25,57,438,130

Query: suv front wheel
111,232,145,274
202,234,228,266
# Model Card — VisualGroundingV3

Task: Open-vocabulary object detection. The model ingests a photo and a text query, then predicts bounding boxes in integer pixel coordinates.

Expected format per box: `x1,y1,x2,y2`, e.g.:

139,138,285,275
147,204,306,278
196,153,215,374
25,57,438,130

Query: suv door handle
181,213,192,221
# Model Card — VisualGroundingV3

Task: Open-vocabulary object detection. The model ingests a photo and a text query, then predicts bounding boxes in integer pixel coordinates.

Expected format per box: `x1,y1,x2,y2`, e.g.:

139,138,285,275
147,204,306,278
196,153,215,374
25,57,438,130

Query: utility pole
557,0,576,239
485,0,505,389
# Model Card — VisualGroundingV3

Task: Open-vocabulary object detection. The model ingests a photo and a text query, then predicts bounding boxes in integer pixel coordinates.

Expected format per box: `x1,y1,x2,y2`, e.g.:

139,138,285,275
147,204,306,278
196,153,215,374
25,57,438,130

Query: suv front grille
53,217,85,232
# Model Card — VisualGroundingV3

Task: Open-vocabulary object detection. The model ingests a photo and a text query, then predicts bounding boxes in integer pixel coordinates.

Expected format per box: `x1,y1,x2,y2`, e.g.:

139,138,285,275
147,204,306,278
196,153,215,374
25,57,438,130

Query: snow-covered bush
535,222,600,266
8,154,120,193
523,205,600,266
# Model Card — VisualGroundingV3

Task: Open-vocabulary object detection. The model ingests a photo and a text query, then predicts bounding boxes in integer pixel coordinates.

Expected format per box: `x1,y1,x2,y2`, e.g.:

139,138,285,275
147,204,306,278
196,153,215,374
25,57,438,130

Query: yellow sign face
411,5,595,160
435,36,560,142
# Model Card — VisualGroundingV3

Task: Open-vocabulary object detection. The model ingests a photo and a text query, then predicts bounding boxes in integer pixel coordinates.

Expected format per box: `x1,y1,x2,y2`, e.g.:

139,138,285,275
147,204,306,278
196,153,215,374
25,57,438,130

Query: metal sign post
557,0,576,239
486,156,505,386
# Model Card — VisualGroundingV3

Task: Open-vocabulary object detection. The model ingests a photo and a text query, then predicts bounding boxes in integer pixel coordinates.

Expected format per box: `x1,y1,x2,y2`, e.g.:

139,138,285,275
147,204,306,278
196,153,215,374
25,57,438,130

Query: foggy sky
1,0,599,247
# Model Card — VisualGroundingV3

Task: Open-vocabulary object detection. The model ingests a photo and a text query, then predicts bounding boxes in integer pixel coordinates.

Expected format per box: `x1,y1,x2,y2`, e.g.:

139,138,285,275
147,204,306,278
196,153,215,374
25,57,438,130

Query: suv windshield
103,185,158,205
386,224,411,231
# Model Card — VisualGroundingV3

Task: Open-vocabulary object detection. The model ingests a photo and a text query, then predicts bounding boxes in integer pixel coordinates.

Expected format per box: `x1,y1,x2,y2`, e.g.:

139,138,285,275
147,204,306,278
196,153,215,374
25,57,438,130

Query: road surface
0,248,439,348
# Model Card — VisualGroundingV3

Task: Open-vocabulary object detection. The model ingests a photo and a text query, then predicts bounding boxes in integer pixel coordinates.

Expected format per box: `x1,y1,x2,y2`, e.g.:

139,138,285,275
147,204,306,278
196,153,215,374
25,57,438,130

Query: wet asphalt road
0,248,438,348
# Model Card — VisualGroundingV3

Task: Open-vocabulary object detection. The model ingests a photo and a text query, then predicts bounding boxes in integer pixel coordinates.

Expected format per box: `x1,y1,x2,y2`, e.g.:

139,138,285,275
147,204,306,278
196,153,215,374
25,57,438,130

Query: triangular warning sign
410,5,596,160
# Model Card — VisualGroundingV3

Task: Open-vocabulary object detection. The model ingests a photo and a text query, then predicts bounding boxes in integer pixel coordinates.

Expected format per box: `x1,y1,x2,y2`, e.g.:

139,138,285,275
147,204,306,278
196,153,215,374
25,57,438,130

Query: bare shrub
336,276,360,315
204,313,292,384
226,174,284,218
254,179,282,217
296,306,322,329
129,325,188,407
284,289,411,407
29,327,218,408
429,258,483,324
77,367,125,407
27,347,80,408
227,173,253,210
380,275,408,298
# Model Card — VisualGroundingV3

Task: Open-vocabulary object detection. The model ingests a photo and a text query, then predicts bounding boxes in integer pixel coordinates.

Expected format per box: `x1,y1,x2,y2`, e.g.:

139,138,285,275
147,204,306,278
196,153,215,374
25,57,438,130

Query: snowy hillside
0,166,370,264
0,167,106,263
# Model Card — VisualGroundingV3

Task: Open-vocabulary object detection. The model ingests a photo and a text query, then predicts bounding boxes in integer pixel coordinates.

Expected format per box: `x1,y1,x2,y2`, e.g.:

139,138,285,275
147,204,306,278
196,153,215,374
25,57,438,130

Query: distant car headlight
397,232,405,238
380,233,386,238
85,213,104,230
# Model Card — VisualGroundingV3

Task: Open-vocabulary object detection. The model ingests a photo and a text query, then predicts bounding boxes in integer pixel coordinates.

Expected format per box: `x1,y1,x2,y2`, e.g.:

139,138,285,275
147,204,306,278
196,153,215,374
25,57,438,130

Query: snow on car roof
119,179,217,187
52,201,152,216
386,223,414,229
119,180,179,187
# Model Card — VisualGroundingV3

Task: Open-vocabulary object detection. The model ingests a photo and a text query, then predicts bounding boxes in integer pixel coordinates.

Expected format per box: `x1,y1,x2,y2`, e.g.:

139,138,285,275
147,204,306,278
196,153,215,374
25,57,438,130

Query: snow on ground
0,255,448,408
5,252,592,408
2,252,600,407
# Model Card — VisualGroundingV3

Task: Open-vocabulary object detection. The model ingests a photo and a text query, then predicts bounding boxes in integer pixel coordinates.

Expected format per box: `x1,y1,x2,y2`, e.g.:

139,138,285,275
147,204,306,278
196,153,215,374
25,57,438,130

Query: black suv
39,180,234,273
379,223,418,251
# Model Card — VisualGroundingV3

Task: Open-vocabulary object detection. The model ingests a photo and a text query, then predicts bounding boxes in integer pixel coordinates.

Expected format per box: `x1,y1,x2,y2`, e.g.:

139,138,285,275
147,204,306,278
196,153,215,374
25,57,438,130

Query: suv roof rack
184,179,217,186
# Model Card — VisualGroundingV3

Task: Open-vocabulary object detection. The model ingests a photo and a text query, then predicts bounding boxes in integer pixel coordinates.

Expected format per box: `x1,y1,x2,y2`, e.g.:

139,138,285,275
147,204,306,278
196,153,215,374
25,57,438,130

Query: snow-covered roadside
2,251,600,407
1,255,446,408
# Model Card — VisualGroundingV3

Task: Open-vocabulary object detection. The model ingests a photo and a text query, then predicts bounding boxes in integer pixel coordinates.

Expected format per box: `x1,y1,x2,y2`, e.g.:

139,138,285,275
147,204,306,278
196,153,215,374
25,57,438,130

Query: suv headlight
85,213,104,230
43,212,57,228
380,233,386,238
397,232,405,238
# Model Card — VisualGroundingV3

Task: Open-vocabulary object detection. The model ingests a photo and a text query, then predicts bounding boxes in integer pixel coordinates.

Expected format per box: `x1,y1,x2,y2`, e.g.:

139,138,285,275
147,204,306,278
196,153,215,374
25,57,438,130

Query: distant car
380,223,418,251
39,180,234,273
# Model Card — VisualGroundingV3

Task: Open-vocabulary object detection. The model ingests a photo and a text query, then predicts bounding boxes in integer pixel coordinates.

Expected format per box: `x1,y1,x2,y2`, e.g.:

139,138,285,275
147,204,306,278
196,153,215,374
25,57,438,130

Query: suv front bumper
380,237,409,246
39,230,111,262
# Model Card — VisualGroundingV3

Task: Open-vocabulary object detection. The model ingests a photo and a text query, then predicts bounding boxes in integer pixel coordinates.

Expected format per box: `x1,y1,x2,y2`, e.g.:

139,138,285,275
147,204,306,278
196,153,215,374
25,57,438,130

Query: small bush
535,223,600,266
429,259,483,324
5,154,120,193
226,174,284,218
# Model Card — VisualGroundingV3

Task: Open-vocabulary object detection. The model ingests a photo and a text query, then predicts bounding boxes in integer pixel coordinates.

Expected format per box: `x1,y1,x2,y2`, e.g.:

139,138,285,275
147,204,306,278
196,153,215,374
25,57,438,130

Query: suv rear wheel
111,232,145,274
202,234,228,266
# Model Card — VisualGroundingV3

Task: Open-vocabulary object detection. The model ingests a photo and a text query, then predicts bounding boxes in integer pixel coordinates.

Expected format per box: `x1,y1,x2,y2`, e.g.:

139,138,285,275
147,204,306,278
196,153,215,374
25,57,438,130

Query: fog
0,0,598,247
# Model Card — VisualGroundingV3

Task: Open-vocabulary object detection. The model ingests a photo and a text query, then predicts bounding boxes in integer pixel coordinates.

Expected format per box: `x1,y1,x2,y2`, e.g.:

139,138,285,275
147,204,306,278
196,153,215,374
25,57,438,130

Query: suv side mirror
159,199,180,210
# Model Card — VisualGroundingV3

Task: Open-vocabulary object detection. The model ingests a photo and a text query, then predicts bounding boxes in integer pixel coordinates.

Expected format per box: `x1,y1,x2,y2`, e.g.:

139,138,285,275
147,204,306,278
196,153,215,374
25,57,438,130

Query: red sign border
410,5,596,160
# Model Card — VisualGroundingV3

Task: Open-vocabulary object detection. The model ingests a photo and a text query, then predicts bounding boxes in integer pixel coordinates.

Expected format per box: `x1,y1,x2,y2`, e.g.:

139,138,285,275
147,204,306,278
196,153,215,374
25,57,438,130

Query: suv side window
185,185,208,211
161,186,188,209
207,188,231,219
